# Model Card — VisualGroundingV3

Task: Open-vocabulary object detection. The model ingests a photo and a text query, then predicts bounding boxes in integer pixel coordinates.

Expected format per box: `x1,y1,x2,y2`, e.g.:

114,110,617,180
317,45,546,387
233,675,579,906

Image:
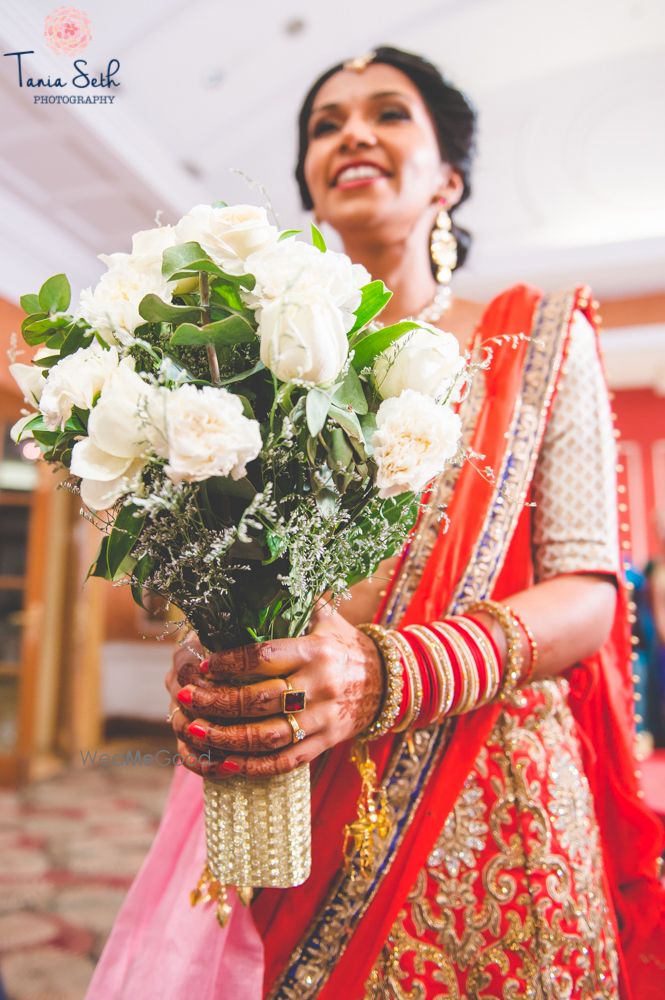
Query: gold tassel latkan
190,865,254,926
342,740,391,880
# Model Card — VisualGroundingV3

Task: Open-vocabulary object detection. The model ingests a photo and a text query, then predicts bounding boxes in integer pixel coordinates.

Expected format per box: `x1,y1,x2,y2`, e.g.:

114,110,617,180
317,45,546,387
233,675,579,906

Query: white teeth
336,165,385,184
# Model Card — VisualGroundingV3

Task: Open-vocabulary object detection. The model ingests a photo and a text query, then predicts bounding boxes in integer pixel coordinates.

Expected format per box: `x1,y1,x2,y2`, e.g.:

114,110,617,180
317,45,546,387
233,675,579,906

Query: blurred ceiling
0,0,664,328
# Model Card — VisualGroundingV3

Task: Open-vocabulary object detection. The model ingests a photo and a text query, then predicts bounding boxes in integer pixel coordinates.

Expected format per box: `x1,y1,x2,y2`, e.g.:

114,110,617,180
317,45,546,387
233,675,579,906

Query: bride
86,46,665,999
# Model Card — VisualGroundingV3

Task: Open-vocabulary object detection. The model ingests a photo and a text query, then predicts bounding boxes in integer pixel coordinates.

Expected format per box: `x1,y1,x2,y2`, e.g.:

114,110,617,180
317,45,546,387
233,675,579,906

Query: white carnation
373,326,464,400
373,389,461,498
175,204,278,275
78,254,173,347
70,363,164,510
157,383,262,483
39,344,122,430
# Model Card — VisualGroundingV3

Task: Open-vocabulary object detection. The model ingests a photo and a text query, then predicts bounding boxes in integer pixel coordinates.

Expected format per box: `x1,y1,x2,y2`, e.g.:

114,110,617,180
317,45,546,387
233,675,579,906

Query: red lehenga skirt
364,678,620,998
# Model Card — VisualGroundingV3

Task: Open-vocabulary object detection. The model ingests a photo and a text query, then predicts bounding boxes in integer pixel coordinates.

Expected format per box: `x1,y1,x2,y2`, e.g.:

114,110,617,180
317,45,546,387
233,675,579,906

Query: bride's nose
338,112,378,152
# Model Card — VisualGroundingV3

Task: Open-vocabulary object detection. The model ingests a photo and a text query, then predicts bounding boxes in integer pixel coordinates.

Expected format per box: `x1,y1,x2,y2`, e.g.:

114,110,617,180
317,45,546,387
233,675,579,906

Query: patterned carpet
0,742,173,1000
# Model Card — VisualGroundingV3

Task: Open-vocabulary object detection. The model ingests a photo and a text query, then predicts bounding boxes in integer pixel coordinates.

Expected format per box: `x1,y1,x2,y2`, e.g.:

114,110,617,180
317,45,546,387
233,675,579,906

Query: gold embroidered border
267,290,576,1000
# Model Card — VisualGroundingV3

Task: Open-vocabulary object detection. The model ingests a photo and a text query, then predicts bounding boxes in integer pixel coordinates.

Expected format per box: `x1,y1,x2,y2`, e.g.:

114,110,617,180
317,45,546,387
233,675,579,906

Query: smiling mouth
332,163,391,187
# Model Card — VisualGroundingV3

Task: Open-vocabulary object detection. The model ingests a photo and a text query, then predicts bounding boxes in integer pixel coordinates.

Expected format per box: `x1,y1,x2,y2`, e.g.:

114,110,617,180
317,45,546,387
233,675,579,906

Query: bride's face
303,63,460,236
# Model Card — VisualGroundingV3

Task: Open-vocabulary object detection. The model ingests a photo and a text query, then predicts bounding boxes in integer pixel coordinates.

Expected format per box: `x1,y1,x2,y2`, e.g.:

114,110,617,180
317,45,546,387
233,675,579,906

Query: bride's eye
378,107,410,122
311,118,339,138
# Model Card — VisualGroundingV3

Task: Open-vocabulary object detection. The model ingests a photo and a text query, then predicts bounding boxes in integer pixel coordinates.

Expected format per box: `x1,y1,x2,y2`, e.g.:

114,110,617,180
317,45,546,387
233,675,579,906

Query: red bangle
446,619,488,699
425,623,463,716
401,628,435,725
459,614,503,675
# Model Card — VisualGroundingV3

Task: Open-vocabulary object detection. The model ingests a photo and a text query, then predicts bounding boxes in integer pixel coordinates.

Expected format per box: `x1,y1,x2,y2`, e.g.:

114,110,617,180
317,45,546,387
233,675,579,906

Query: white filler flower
159,383,262,484
373,389,462,498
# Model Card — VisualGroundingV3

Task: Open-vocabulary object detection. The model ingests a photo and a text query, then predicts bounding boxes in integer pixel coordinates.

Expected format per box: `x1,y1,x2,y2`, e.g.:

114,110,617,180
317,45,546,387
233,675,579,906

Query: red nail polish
199,658,210,674
219,760,240,774
177,688,192,706
187,723,207,739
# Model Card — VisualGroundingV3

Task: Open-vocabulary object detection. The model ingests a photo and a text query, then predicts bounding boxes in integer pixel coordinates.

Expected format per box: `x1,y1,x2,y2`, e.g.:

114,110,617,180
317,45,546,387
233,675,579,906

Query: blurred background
0,0,664,996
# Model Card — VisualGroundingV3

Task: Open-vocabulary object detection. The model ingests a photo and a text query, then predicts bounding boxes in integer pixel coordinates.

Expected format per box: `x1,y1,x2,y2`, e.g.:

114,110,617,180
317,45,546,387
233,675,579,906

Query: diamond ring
286,713,306,744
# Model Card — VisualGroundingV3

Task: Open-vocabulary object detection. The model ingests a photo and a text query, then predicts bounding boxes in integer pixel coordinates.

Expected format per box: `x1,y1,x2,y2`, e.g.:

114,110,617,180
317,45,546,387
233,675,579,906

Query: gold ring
286,713,306,744
281,678,307,714
166,706,181,724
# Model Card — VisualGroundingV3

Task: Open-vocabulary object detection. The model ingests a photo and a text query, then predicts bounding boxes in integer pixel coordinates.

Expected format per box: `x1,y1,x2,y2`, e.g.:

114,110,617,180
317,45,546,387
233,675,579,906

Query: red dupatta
253,284,665,999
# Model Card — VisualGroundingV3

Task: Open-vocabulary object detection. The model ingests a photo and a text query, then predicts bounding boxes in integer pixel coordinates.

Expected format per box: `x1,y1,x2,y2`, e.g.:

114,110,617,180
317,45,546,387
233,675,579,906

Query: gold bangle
391,631,423,732
509,608,538,683
467,600,524,701
357,624,404,740
405,625,454,720
449,616,502,705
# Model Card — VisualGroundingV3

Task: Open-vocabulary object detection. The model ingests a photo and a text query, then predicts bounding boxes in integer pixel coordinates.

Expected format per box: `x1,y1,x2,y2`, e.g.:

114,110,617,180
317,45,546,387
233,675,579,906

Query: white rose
130,224,176,259
174,204,278,274
372,389,462,498
373,326,464,400
158,383,262,483
70,364,164,510
258,286,350,385
245,239,369,327
9,362,47,406
78,255,173,347
39,344,122,430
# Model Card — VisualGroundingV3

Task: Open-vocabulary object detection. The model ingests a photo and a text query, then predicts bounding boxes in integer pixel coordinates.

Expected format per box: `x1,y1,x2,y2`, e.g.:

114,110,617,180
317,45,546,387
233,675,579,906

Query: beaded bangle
357,623,404,740
509,608,538,685
392,631,423,732
467,600,524,701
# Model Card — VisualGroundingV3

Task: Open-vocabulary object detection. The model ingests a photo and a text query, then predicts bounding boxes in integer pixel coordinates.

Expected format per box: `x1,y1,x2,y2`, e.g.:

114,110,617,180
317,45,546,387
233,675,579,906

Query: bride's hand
165,609,383,778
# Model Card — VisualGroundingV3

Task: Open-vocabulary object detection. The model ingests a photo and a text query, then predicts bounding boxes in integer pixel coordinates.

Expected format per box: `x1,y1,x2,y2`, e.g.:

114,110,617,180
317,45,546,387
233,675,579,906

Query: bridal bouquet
9,202,467,918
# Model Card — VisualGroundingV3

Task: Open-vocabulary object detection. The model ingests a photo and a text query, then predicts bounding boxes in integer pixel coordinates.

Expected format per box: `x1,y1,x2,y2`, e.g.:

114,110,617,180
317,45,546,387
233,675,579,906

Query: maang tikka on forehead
342,50,376,73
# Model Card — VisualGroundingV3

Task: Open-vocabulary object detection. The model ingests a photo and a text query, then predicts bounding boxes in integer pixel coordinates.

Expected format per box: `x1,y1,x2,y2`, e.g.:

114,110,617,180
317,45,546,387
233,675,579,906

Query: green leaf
264,529,287,564
161,242,215,279
211,282,244,312
332,366,368,414
306,388,331,437
39,274,71,314
349,280,392,337
32,353,60,369
351,321,421,371
20,293,40,314
207,475,257,500
170,314,255,348
329,427,354,469
219,359,265,386
130,554,153,609
310,223,326,252
59,321,93,358
360,412,377,453
87,536,111,581
138,293,202,324
211,199,228,208
328,403,363,440
21,310,47,334
278,229,301,241
106,504,145,579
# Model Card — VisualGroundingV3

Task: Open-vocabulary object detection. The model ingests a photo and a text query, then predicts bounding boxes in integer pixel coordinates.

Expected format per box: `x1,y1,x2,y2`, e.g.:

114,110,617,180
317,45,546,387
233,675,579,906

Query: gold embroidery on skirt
365,680,620,1000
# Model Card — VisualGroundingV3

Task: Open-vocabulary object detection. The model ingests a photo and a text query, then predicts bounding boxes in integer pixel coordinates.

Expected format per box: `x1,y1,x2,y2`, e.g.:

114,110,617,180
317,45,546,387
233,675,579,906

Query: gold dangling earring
430,197,458,286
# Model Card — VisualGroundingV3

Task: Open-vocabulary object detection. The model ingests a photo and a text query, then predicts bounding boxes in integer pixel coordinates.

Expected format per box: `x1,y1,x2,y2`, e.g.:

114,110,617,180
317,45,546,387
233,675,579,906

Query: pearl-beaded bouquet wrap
9,202,470,920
